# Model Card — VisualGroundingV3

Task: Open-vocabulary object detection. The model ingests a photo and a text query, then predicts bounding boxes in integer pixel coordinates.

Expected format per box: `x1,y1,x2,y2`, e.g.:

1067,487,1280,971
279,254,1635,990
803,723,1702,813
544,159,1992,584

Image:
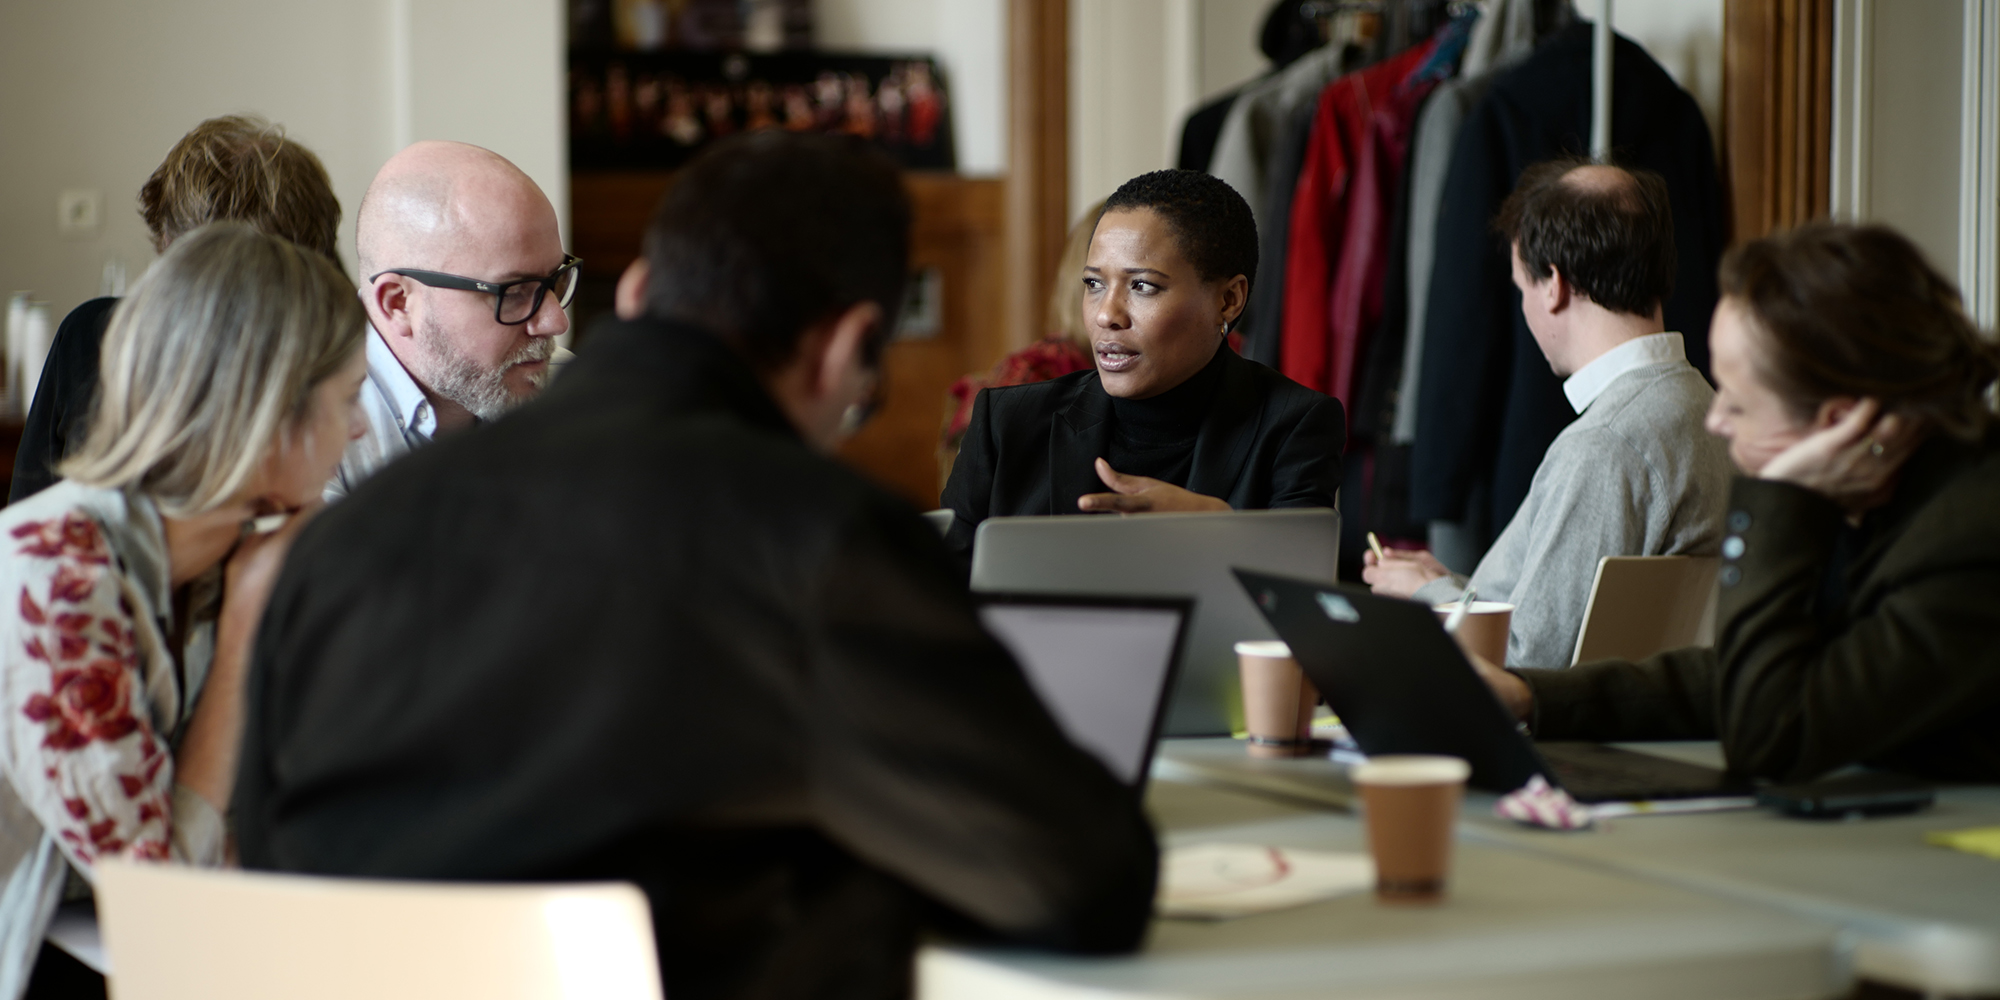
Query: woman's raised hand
1078,457,1232,514
1758,398,1922,514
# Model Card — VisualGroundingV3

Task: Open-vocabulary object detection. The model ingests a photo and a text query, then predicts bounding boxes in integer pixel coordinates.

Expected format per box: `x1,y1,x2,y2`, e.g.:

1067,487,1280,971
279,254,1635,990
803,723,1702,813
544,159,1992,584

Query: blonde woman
0,223,367,999
940,201,1104,459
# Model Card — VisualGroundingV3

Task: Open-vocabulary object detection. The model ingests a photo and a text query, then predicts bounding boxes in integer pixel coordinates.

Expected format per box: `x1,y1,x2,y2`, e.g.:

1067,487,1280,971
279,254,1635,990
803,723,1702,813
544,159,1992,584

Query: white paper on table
1157,842,1374,920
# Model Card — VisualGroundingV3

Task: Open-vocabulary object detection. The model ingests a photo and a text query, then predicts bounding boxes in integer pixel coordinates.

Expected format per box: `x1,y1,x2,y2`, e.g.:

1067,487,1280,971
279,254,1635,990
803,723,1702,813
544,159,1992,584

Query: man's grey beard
413,315,555,421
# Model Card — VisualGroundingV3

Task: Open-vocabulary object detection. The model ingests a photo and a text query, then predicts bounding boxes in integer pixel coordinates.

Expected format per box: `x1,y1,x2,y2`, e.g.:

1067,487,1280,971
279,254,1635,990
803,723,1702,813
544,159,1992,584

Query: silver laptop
976,594,1191,788
971,509,1340,736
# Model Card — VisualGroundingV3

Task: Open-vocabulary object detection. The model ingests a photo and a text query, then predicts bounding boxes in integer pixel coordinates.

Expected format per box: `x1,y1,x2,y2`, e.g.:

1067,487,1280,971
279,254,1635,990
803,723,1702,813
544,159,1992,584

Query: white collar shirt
1562,332,1688,414
326,326,574,501
327,326,437,501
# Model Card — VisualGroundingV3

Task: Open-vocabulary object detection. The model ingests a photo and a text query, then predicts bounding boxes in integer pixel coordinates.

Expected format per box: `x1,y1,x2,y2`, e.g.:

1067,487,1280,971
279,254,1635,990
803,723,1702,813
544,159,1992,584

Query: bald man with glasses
332,141,579,499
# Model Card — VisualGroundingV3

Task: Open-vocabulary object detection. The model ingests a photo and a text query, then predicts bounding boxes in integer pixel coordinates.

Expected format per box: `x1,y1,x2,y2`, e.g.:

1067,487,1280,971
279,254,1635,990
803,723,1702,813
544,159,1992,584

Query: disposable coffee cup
1234,640,1318,759
1432,601,1514,667
1352,755,1470,904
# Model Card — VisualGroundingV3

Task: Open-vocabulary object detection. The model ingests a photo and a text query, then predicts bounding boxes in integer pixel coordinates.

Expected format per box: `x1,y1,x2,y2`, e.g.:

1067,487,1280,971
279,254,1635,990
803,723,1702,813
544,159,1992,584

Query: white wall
1853,0,1965,278
817,0,1008,175
0,0,565,326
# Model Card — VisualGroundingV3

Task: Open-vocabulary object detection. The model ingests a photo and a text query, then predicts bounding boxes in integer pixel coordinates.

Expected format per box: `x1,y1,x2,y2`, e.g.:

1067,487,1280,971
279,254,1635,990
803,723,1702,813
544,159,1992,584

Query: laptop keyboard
1537,742,1754,803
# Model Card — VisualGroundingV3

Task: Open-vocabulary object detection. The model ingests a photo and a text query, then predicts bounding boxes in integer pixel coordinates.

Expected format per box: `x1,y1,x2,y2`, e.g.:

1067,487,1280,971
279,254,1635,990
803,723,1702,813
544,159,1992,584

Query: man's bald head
355,140,570,430
1495,157,1677,318
356,141,554,278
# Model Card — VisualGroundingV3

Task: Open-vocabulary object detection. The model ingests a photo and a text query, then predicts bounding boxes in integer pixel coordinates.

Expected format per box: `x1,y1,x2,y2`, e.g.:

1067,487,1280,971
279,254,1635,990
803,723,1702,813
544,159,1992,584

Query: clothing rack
1303,0,1607,152
1591,0,1612,160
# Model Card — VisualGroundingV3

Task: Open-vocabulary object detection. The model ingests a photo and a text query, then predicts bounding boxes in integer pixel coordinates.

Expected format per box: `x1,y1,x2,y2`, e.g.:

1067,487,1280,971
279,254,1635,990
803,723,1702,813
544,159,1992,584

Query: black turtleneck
1104,346,1228,486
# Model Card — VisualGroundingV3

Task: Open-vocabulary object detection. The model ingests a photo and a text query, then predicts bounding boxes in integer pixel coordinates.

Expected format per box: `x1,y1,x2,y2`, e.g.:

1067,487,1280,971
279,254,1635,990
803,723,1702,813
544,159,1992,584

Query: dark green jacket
1520,428,2000,783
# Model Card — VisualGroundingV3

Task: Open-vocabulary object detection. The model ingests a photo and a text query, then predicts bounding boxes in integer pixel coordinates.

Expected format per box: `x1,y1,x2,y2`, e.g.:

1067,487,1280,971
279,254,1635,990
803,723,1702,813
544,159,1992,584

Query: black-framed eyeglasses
371,254,582,325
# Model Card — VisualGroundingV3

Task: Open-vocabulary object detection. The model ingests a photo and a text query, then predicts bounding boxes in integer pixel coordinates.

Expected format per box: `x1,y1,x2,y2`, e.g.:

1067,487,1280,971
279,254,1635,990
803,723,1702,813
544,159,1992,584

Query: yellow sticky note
1925,826,2000,860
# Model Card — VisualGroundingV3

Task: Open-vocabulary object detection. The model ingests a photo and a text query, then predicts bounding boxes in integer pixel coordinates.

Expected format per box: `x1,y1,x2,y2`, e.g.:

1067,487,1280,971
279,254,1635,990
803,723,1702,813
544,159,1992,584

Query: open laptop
1232,568,1751,802
1571,556,1721,665
975,593,1192,789
971,509,1339,737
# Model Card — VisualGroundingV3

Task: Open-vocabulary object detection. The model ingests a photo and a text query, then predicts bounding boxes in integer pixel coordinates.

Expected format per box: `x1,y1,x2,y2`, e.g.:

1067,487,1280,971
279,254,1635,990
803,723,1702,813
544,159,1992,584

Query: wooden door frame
1001,0,1070,367
1723,0,1834,242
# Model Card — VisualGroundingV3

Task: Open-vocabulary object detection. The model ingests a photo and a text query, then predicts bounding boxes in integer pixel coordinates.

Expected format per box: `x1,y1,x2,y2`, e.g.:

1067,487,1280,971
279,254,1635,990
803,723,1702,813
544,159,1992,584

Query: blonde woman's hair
1047,200,1106,347
61,222,365,516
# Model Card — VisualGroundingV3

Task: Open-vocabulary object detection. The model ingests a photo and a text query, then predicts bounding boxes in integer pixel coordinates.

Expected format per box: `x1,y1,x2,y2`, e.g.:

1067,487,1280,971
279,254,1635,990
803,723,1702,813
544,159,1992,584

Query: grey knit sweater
1414,358,1733,667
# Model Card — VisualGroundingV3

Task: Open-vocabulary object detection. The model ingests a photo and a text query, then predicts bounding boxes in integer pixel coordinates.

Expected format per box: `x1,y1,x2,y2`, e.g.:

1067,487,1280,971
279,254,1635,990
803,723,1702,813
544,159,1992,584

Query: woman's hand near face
1758,398,1922,514
1361,548,1450,599
175,502,323,813
1078,457,1231,513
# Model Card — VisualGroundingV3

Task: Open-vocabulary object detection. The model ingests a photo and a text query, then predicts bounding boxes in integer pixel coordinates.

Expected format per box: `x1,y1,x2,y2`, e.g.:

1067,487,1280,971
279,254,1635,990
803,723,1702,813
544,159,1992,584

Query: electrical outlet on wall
57,189,101,234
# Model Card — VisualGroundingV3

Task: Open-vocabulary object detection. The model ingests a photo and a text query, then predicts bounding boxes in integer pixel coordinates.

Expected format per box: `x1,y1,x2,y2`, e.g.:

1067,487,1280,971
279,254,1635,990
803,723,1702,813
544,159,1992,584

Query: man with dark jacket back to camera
233,132,1158,1000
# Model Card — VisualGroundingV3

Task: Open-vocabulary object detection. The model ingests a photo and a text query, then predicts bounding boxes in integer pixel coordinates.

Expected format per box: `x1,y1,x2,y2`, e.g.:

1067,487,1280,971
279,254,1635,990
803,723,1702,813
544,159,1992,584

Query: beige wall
1852,0,1966,279
1070,0,1271,221
0,0,564,325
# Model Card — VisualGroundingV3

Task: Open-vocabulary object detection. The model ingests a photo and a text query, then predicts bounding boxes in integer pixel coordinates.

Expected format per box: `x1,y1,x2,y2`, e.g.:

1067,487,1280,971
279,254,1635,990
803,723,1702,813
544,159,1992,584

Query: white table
1157,737,2000,997
919,778,1843,1000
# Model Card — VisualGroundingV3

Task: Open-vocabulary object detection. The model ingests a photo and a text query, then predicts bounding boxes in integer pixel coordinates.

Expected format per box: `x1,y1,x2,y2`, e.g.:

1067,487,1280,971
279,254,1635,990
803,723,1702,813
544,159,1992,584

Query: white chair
1569,555,1722,666
94,859,663,1000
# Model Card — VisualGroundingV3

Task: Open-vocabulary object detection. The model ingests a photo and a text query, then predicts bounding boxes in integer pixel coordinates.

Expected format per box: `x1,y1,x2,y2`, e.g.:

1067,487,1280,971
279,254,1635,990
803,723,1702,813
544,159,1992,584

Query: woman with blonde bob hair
0,222,367,998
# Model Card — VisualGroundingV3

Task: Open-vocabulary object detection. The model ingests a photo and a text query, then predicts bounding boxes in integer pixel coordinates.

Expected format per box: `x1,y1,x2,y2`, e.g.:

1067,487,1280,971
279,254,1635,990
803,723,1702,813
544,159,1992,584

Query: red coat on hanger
1280,39,1439,416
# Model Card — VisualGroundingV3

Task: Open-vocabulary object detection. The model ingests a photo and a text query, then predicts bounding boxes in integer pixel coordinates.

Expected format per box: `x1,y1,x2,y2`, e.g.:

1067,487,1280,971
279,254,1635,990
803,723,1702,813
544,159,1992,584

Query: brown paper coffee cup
1432,601,1514,667
1353,755,1470,903
1234,641,1317,759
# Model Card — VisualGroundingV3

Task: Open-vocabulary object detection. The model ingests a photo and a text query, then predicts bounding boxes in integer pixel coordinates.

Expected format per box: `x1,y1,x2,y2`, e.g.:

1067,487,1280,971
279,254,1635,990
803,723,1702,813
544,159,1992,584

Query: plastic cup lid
1352,755,1472,786
1233,640,1292,657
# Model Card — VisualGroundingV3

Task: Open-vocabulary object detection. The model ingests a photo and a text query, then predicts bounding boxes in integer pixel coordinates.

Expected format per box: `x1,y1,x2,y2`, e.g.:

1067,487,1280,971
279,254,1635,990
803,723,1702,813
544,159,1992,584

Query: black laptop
1232,569,1752,803
976,593,1192,790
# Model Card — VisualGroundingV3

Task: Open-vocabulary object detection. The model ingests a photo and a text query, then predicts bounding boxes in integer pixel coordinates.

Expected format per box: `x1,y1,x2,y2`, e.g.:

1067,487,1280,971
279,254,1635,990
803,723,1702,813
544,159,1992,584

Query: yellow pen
1367,531,1386,562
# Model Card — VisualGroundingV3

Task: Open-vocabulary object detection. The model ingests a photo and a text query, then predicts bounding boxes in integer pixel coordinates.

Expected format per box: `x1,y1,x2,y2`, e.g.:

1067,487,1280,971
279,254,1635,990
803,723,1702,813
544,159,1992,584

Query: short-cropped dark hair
138,115,342,264
1721,222,2000,441
641,131,910,371
1101,170,1258,318
1494,158,1676,317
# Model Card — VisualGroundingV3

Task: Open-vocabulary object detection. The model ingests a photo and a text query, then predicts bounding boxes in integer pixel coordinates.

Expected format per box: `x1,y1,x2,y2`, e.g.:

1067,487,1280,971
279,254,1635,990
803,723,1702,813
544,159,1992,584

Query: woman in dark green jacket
1473,222,2000,783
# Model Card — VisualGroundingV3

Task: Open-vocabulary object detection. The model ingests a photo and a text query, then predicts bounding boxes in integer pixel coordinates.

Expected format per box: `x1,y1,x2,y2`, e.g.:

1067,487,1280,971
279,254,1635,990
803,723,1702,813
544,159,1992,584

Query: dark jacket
234,318,1159,1000
939,345,1346,562
1412,23,1725,543
1522,429,2000,782
10,296,118,504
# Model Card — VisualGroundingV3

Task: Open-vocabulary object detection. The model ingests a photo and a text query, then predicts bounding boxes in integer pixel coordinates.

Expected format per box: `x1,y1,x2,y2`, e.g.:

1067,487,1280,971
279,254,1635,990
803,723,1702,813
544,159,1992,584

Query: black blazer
235,318,1158,1000
941,346,1346,561
10,296,118,504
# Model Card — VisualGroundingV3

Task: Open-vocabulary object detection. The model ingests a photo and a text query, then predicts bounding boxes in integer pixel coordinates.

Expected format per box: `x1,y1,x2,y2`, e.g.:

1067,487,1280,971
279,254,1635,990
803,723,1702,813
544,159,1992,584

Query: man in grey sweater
1366,160,1731,667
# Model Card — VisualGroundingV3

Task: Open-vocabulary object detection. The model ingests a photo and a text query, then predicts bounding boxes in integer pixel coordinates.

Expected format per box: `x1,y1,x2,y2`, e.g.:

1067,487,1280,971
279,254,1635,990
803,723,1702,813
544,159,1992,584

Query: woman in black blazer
941,169,1345,563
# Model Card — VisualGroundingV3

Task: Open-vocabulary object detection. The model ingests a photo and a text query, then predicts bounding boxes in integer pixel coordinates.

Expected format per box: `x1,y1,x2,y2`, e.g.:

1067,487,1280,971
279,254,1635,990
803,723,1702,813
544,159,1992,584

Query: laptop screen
976,596,1189,786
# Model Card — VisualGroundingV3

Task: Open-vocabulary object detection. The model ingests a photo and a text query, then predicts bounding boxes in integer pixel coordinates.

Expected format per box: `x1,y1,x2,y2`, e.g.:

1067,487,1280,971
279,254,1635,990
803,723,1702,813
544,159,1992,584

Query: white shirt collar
1562,332,1686,414
365,325,436,439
